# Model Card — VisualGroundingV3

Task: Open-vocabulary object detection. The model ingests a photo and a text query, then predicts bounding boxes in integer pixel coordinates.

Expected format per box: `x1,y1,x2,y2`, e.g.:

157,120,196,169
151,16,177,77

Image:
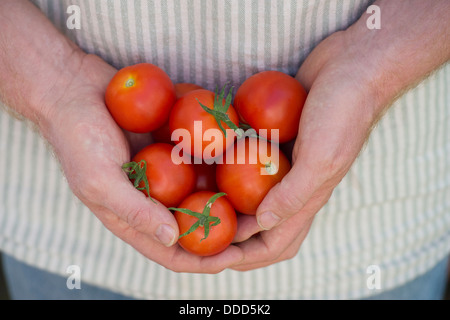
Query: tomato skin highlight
174,191,237,256
131,143,196,208
234,70,307,143
169,89,240,161
105,63,176,133
216,137,291,215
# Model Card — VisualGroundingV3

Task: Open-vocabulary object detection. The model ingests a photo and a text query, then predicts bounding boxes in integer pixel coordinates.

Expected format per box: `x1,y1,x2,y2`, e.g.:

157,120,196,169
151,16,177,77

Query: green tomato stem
168,192,226,241
122,160,156,204
197,84,240,137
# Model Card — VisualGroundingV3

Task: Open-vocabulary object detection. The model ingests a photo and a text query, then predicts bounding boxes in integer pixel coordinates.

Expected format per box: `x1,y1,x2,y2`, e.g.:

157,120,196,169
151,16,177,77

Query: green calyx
169,192,226,241
197,84,243,138
122,160,156,204
264,160,278,175
125,78,135,88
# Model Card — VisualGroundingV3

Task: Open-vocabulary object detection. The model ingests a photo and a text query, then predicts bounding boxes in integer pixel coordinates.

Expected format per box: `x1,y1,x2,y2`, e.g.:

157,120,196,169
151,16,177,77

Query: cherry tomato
174,83,204,99
105,63,176,133
169,88,240,161
216,137,291,215
152,83,204,144
131,143,195,207
234,70,307,143
173,191,237,256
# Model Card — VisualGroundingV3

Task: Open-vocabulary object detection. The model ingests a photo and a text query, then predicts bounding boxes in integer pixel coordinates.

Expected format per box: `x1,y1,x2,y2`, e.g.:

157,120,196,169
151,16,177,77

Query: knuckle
284,247,300,260
277,180,308,214
308,153,339,176
167,264,184,274
306,143,351,179
74,176,103,202
125,206,149,230
262,241,283,263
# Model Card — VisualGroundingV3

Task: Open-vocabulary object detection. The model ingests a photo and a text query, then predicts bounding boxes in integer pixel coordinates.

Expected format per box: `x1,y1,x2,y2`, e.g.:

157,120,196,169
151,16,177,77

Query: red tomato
131,143,195,207
173,191,237,256
105,63,176,133
174,83,204,99
216,137,291,215
169,89,240,161
234,70,307,143
193,162,218,192
152,83,204,144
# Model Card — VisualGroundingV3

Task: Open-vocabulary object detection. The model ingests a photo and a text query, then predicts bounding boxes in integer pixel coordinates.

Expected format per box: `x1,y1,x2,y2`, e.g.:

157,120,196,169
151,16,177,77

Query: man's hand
0,0,244,273
44,54,244,273
232,0,449,270
232,31,374,270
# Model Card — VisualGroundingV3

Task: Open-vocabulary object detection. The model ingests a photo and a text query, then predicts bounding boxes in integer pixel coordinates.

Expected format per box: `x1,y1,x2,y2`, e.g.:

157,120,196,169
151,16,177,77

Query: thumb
83,163,180,247
256,161,321,230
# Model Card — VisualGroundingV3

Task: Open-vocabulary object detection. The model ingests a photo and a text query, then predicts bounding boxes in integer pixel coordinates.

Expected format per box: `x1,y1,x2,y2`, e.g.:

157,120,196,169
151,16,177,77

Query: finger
60,110,180,247
130,232,245,274
82,159,180,247
234,188,332,269
230,232,306,272
99,214,244,273
87,159,246,272
127,230,245,273
256,76,364,230
255,160,323,230
167,245,245,273
232,214,262,243
232,214,314,271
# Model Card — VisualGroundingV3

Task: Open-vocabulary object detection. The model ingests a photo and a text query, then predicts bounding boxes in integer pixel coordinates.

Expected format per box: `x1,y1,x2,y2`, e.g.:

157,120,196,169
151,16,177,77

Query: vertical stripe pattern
0,0,449,299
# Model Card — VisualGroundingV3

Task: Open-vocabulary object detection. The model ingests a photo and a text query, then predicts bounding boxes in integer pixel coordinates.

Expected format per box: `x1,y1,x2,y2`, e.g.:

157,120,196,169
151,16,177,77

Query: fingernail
257,211,281,230
156,224,176,247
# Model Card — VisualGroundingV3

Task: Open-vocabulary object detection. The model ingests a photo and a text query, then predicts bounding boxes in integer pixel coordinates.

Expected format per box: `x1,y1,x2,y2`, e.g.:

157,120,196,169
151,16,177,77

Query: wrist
0,0,101,134
33,47,88,132
0,36,87,133
343,0,450,114
38,53,117,143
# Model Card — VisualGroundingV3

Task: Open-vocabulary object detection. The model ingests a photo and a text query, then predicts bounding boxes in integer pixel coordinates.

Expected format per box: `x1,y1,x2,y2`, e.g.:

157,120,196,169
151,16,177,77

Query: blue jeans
363,256,449,300
1,254,134,300
1,253,449,300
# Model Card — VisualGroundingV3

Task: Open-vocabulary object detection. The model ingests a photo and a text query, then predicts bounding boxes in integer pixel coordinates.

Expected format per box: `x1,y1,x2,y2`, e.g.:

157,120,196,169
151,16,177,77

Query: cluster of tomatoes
105,63,307,256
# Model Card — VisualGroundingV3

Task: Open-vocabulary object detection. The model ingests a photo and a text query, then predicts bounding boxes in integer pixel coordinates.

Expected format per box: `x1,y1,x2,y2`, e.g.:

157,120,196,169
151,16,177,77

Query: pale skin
0,0,449,274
